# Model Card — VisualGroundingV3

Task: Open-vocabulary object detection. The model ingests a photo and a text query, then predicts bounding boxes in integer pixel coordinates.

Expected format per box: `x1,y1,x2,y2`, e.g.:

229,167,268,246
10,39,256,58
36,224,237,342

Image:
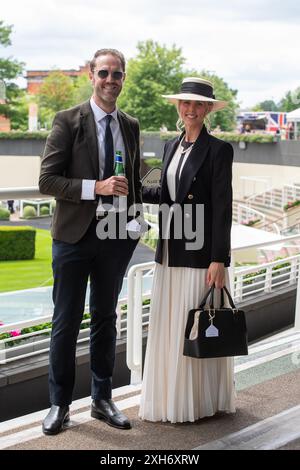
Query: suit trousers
49,218,138,405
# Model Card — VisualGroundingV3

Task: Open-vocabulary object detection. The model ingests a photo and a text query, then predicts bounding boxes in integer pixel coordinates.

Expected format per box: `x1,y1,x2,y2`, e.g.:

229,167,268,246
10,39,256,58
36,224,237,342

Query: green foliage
0,226,36,260
73,74,92,103
141,227,158,250
0,129,275,143
118,41,238,131
0,20,25,125
251,100,279,112
283,200,300,211
23,206,37,218
278,87,300,112
145,158,163,169
8,90,30,131
0,130,49,139
118,40,185,130
40,206,50,216
212,131,275,143
0,228,52,292
0,207,10,220
37,71,75,128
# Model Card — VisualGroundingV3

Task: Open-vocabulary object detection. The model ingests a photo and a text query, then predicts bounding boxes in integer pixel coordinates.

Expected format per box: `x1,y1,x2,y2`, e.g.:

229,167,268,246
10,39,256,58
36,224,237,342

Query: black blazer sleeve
211,142,233,263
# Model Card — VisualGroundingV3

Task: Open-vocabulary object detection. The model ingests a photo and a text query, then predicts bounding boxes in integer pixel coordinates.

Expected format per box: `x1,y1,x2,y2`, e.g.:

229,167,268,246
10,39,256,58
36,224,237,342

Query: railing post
264,265,273,293
294,262,300,331
127,267,143,384
289,258,298,286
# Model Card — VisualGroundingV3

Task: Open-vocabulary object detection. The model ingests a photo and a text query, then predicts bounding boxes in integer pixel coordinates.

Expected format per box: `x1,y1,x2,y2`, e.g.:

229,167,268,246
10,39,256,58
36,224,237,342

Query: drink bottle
113,151,127,212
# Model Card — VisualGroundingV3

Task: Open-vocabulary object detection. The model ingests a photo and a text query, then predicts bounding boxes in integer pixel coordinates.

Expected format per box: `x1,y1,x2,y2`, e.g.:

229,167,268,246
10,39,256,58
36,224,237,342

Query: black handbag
183,285,248,359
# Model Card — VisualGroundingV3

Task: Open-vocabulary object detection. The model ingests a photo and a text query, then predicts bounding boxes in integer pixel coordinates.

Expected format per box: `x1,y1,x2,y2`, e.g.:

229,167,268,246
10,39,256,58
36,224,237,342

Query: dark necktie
103,114,114,179
102,115,114,205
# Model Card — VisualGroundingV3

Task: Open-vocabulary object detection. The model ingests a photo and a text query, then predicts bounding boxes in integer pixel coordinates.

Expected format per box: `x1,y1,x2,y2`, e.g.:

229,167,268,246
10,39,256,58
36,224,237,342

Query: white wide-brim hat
162,77,227,112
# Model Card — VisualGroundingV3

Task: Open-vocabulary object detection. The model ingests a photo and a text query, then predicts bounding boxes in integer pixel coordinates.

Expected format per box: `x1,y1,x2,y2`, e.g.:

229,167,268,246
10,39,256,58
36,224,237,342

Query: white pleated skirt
139,247,236,423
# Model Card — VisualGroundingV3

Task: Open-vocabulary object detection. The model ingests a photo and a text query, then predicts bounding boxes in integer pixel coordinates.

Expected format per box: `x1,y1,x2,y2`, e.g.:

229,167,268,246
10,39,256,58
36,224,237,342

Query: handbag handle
199,284,237,310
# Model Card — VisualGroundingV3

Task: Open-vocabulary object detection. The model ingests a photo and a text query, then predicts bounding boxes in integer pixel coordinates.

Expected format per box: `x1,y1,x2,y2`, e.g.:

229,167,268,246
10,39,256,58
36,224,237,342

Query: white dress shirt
81,97,126,200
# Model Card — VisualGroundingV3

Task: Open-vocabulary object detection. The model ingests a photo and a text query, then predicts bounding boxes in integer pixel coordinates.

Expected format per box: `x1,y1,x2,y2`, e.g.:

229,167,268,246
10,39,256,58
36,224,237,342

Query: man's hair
89,49,126,73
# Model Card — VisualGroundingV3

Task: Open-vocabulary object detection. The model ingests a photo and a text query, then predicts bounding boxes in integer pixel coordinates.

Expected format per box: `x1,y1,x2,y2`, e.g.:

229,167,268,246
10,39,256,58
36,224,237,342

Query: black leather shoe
91,399,131,430
42,405,70,435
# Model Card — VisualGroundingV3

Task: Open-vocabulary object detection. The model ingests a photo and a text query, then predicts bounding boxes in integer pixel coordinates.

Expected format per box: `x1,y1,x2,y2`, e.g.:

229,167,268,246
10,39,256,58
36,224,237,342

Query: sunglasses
96,70,124,80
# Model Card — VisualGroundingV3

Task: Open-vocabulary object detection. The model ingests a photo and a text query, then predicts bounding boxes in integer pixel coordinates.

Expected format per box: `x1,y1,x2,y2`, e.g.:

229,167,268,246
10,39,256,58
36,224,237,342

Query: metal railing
2,187,300,380
126,234,300,383
236,203,266,225
0,293,154,366
245,183,300,210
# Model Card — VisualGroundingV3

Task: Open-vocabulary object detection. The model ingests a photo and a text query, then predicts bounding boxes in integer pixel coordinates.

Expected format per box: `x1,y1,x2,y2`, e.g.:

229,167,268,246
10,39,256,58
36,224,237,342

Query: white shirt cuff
81,180,96,200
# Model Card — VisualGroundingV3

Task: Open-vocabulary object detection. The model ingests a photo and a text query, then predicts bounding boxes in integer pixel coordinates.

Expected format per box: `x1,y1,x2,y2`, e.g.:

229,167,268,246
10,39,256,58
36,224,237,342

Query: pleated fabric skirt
139,248,236,423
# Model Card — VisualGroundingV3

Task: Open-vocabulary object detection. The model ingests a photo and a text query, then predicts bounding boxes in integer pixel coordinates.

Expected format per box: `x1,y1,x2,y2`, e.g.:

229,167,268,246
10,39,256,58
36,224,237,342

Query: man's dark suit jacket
39,100,142,243
143,125,233,268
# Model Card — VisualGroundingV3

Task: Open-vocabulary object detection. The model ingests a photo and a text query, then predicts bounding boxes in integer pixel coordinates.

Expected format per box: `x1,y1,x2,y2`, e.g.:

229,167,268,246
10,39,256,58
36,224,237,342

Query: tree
118,40,238,131
73,74,92,103
38,71,75,126
0,20,25,128
252,100,278,112
278,88,300,112
118,40,185,130
38,70,75,112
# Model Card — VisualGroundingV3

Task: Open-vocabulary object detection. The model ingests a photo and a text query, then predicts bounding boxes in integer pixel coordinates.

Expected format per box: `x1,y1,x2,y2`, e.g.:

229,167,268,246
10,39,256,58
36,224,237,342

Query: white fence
246,183,300,210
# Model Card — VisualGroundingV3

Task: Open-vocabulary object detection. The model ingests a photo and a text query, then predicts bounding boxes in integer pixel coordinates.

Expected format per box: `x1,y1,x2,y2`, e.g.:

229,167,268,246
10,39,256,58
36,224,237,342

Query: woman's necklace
179,135,194,155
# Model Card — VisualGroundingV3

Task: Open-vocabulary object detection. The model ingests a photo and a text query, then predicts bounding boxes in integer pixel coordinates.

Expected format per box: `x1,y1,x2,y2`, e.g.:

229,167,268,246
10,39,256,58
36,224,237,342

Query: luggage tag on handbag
205,310,219,337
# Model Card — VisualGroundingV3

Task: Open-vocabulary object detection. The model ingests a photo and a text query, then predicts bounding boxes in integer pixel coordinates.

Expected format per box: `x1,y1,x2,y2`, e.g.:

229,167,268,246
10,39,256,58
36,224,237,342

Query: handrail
0,187,51,200
236,203,266,224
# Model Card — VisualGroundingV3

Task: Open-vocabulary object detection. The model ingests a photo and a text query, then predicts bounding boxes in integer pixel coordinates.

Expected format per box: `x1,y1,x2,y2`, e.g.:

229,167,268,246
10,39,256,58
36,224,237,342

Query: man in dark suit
39,49,142,435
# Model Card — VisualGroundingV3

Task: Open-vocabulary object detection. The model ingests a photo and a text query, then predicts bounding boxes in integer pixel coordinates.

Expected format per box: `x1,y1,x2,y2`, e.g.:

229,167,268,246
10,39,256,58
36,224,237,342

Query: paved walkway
1,329,299,450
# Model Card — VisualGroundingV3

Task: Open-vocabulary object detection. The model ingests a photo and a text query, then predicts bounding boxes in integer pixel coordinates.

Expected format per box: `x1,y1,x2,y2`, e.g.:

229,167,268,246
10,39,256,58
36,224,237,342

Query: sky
1,0,300,108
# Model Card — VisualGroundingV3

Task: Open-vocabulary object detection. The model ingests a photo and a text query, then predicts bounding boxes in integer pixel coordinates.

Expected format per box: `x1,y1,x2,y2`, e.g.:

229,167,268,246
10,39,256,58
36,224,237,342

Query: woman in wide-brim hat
139,77,235,423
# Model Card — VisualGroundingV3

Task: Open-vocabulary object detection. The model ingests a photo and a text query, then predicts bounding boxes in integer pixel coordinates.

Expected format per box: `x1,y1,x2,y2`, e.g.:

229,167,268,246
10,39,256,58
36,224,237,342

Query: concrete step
195,405,300,450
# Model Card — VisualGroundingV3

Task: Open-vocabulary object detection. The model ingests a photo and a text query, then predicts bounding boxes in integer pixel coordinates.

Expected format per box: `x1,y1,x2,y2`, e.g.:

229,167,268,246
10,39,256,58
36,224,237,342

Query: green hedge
0,130,275,144
23,206,37,218
0,207,10,220
0,131,49,140
0,226,36,261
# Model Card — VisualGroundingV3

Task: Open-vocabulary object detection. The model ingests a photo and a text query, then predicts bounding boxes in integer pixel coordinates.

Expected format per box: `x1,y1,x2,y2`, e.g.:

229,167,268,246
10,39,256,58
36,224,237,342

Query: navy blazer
143,126,233,268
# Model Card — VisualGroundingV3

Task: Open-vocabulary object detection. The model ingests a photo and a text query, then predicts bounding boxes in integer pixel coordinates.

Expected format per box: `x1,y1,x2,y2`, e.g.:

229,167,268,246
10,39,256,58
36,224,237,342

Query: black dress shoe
42,405,70,435
91,399,131,430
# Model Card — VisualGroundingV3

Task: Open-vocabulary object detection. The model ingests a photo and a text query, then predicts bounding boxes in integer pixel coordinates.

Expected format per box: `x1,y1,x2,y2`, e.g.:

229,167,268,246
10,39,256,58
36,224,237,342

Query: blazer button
193,177,196,182
188,194,194,200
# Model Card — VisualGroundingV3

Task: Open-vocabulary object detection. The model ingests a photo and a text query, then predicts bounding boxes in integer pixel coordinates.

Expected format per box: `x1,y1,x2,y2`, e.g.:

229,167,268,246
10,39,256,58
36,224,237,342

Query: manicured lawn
0,229,53,292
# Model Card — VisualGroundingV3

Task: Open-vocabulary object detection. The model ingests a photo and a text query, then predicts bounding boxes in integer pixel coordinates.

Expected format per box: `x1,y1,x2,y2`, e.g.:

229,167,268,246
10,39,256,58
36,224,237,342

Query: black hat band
180,82,215,99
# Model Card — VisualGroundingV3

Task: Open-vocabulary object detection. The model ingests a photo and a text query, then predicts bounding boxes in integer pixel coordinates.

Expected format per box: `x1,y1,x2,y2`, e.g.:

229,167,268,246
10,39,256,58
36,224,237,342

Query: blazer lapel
117,111,134,177
80,101,99,177
176,126,210,204
160,137,180,203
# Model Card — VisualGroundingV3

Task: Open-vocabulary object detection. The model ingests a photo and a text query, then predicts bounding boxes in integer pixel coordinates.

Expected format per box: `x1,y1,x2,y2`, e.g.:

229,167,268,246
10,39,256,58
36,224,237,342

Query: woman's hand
206,262,225,289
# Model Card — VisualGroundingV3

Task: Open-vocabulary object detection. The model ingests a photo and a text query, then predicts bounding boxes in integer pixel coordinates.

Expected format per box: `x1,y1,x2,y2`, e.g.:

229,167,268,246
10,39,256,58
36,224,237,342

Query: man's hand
95,176,128,196
206,262,225,289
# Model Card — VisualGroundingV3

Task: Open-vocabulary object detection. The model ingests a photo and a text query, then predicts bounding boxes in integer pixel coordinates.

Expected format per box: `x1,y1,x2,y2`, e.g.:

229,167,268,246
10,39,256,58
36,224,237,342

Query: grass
0,228,53,292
